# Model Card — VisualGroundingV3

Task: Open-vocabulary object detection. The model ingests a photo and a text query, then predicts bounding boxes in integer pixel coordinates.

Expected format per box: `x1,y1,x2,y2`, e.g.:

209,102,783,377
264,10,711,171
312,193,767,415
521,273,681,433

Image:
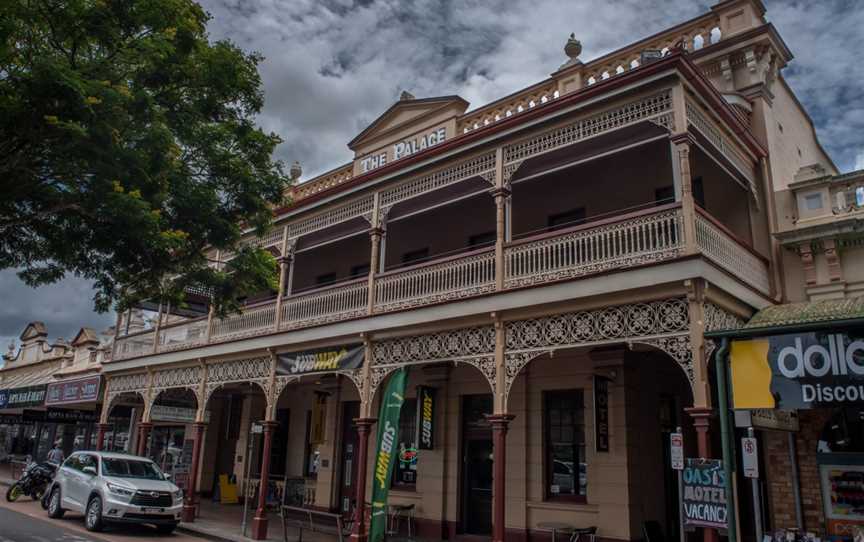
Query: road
0,498,201,542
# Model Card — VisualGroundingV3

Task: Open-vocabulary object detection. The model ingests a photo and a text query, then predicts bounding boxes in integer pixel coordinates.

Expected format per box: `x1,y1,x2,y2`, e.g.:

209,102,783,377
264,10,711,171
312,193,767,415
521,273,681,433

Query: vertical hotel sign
594,376,610,452
415,386,435,450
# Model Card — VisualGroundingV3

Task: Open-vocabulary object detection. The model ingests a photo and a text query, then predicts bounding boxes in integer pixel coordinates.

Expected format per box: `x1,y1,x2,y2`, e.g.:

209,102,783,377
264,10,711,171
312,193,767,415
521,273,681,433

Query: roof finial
289,160,302,181
399,90,416,101
564,33,582,62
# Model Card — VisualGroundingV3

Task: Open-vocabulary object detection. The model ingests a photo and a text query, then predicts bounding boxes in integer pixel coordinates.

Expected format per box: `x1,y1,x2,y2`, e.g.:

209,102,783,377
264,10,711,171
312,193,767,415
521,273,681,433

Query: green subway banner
369,368,408,542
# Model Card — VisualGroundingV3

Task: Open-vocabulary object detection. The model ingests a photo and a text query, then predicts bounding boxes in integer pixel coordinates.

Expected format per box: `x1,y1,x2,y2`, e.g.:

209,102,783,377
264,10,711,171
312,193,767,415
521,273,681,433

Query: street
0,498,201,542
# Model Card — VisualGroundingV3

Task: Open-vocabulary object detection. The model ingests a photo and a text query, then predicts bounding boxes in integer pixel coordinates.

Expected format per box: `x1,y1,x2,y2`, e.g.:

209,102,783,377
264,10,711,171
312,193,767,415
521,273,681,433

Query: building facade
87,1,848,541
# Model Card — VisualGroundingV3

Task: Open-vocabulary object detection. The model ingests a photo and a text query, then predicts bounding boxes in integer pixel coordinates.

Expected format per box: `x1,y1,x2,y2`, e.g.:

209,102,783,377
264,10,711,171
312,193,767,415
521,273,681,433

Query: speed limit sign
741,437,758,478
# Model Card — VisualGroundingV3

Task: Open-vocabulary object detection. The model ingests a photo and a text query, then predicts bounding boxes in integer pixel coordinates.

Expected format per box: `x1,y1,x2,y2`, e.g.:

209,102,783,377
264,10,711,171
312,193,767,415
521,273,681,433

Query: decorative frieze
372,326,496,366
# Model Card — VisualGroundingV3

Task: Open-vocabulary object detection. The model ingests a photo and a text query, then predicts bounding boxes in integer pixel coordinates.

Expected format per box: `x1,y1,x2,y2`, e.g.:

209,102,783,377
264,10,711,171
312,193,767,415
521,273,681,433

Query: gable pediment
71,327,99,347
348,96,468,151
20,321,47,343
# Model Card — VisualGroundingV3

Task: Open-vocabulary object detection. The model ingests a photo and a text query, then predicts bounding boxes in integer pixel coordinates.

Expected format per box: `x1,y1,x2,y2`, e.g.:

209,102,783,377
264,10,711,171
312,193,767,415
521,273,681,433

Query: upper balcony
113,124,770,362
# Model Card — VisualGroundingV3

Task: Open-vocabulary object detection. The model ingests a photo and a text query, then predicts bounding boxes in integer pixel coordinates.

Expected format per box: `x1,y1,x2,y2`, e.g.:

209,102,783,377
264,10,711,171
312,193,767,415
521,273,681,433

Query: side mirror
83,466,97,476
163,473,172,481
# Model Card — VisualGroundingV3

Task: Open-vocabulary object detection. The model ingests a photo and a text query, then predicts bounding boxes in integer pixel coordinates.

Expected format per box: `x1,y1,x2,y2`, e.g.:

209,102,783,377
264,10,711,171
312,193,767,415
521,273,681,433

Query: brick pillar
136,422,152,457
488,414,515,542
351,418,376,542
182,422,207,523
251,421,278,540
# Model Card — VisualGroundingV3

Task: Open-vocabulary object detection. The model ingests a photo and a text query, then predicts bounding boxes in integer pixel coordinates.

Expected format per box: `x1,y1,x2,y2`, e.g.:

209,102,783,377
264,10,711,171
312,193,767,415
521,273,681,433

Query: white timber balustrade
505,205,684,288
209,302,277,342
157,319,209,352
113,331,157,361
375,248,496,312
694,209,770,295
280,278,368,330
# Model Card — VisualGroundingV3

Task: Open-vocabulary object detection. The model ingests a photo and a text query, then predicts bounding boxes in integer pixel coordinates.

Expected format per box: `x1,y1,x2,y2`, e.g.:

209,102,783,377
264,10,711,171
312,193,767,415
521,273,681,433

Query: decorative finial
289,161,302,181
399,90,416,101
564,33,582,61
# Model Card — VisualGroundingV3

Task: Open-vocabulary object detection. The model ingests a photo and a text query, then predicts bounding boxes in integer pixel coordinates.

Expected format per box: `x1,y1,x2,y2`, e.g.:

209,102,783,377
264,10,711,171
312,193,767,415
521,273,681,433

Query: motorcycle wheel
5,483,23,502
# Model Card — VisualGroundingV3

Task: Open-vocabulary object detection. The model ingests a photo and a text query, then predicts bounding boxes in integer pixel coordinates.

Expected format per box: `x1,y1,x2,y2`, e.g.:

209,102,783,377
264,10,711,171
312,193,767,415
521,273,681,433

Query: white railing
158,319,209,352
505,205,684,288
695,210,770,295
210,302,277,341
375,249,496,312
281,279,368,330
113,331,156,360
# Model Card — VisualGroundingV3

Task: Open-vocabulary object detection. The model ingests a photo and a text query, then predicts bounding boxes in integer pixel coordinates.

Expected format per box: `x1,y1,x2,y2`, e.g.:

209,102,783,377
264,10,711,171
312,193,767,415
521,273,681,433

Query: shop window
304,411,321,478
547,208,586,231
392,399,418,488
544,390,587,501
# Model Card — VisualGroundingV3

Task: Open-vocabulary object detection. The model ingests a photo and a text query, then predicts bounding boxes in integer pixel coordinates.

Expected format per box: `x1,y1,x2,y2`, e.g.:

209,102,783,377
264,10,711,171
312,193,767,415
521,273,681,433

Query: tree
0,0,290,315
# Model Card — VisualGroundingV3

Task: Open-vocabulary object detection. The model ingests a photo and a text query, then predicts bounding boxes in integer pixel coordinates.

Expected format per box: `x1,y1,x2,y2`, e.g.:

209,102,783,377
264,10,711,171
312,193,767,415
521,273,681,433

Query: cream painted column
673,137,699,255
491,148,513,291
367,193,386,314
273,225,290,330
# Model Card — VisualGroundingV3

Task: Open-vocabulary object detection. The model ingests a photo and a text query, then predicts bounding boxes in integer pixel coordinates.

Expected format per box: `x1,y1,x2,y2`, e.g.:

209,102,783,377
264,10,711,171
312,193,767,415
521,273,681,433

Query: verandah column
489,316,511,542
182,421,207,522
136,422,152,456
351,418,377,542
491,147,513,290
367,192,386,314
250,420,278,539
95,423,111,451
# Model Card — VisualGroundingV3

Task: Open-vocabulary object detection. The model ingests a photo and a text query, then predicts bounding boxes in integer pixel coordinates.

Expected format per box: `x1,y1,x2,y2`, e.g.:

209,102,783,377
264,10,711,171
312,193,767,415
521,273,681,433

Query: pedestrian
46,442,64,465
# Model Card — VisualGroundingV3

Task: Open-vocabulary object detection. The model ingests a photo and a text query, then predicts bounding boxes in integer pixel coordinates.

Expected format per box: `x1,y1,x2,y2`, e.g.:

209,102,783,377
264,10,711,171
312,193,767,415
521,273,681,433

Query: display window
544,389,587,501
818,407,864,538
392,400,417,488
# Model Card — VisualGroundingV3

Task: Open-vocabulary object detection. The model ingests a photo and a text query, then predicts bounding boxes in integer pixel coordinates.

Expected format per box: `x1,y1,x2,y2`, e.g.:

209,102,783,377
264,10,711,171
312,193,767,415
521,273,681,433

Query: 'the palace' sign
730,330,864,409
359,127,447,174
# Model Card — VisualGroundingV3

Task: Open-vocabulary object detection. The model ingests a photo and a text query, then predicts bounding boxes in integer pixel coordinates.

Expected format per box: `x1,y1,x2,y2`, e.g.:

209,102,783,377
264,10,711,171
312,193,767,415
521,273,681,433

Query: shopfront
713,310,864,541
0,384,49,461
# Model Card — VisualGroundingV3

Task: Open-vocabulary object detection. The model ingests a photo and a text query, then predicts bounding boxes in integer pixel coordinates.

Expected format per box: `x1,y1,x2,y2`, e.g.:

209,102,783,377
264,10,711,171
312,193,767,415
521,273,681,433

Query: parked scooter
5,461,57,502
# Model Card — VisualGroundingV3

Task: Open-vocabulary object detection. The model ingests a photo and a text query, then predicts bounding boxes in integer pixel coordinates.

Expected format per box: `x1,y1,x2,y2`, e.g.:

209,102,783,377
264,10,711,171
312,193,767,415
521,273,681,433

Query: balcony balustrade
111,204,768,361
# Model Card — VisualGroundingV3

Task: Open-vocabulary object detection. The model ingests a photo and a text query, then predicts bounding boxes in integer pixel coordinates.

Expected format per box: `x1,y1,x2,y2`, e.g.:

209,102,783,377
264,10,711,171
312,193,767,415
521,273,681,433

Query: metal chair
570,526,597,542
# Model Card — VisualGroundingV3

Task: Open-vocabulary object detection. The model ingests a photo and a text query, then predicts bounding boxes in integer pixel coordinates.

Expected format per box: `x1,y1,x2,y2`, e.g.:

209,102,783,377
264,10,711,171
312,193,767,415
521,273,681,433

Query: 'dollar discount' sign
682,459,728,529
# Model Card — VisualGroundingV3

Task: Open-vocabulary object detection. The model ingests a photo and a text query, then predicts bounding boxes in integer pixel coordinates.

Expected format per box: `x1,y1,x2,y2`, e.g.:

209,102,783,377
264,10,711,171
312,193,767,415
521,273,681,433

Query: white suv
46,451,183,534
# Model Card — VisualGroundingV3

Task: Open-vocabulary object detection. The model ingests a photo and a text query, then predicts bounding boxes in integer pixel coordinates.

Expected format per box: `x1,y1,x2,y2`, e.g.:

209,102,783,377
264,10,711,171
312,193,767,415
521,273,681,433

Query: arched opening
504,343,694,542
146,388,200,481
104,392,145,454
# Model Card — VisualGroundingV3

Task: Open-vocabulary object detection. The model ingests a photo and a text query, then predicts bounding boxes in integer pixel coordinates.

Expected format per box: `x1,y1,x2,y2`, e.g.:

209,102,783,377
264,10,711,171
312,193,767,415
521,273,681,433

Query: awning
706,296,864,338
0,363,61,389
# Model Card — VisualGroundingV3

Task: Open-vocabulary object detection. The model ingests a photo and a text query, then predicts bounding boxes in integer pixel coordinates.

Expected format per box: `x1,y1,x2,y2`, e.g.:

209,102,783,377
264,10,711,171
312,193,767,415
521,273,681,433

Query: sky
2,0,863,352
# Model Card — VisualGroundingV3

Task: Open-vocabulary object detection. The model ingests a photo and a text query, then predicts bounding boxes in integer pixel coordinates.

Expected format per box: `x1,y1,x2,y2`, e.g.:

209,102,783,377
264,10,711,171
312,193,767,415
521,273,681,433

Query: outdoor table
536,521,576,542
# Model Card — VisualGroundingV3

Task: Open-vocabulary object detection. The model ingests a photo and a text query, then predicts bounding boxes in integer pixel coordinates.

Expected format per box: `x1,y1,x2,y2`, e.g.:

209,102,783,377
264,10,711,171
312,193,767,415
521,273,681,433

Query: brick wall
764,410,831,534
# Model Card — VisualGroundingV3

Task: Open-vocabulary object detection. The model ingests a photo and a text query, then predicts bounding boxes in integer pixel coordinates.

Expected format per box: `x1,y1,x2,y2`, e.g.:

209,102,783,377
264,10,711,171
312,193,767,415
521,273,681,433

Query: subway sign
415,386,436,450
277,345,364,376
730,330,864,409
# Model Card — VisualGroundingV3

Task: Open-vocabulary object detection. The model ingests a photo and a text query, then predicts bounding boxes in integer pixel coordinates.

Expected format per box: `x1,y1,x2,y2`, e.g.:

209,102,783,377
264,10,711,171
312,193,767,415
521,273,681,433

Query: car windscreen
102,458,164,480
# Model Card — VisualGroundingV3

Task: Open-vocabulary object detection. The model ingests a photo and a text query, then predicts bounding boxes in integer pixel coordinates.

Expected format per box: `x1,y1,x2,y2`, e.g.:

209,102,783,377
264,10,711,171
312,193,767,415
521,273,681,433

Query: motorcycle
5,461,57,503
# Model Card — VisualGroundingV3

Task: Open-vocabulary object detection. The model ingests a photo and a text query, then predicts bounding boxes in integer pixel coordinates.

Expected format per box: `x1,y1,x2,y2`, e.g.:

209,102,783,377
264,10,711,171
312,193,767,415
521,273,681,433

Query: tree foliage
0,0,289,315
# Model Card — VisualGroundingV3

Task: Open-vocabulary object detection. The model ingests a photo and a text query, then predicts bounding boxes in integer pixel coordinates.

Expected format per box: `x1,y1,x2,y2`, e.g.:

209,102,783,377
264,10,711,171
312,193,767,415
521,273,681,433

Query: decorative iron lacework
380,151,496,207
372,326,495,366
684,99,757,199
703,302,746,332
503,91,673,164
108,373,148,394
287,195,374,239
504,298,692,394
152,365,201,391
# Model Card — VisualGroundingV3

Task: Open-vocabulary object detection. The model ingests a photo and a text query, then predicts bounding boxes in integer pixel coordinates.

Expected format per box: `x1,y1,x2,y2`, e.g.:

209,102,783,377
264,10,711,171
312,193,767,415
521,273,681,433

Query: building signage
359,127,447,174
415,386,435,450
0,414,28,425
670,432,684,471
741,437,759,479
46,376,101,406
730,331,864,409
277,345,364,376
23,409,99,424
682,458,728,529
0,384,47,409
151,405,209,423
593,376,610,452
734,409,799,432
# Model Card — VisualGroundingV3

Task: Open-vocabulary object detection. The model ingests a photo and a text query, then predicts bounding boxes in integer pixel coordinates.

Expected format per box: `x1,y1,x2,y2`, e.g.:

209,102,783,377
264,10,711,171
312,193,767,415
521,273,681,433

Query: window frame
391,398,418,490
542,389,587,503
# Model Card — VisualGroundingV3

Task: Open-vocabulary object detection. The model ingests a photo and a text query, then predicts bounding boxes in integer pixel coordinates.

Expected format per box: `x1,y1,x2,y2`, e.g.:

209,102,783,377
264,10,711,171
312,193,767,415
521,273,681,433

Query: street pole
677,426,686,542
748,428,763,542
715,338,737,542
788,432,804,530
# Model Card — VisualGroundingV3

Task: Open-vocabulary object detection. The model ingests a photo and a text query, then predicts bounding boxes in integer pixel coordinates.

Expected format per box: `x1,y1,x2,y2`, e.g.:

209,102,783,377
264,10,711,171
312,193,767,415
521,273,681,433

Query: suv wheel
47,487,65,519
85,496,105,532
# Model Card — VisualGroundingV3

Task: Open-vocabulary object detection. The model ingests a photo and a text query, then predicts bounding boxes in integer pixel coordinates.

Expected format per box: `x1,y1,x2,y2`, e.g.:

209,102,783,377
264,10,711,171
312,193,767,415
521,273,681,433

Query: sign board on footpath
682,458,728,530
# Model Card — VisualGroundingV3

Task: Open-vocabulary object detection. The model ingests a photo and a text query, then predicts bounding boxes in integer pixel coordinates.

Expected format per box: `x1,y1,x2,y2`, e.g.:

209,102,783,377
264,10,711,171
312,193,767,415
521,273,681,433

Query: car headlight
106,482,134,497
172,489,184,504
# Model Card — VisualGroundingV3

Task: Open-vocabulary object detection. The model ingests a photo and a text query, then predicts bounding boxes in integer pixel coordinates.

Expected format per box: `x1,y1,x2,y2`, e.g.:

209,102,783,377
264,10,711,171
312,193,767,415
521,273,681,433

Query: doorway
460,394,493,535
338,401,360,516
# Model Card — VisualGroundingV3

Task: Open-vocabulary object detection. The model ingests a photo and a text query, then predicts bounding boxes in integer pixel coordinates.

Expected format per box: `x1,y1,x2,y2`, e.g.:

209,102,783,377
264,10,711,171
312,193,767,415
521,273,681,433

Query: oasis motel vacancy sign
730,330,864,409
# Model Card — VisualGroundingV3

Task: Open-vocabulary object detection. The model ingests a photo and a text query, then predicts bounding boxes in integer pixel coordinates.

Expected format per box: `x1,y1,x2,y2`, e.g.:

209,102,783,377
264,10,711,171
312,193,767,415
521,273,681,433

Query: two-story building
95,1,841,540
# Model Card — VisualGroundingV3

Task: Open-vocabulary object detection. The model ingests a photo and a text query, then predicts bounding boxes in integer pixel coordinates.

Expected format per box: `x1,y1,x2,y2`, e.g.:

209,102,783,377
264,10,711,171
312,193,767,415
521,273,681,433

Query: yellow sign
218,474,239,504
730,339,773,409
